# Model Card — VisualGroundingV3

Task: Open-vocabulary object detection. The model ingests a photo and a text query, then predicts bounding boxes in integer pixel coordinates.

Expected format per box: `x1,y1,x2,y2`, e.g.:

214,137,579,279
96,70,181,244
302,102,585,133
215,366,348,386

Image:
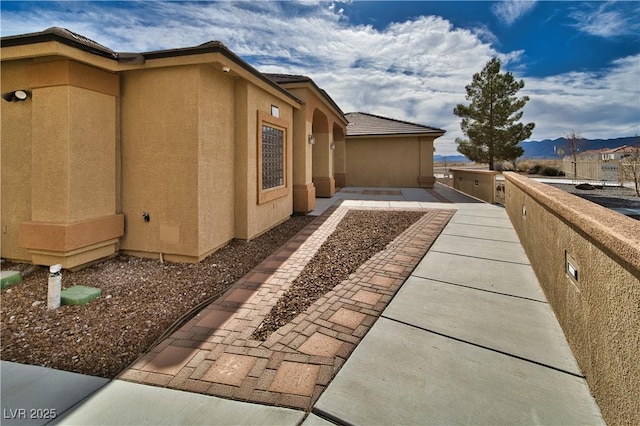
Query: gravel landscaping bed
252,209,425,341
549,183,640,210
0,216,314,379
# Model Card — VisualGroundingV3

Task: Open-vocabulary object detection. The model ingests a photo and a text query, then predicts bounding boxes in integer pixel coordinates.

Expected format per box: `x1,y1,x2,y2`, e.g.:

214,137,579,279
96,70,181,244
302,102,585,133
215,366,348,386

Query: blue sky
2,1,639,155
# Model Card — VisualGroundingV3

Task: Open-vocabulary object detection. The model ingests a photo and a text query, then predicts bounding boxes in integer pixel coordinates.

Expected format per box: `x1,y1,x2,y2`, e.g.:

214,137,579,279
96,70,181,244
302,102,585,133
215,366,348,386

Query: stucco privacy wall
346,136,435,187
504,172,640,426
450,168,498,204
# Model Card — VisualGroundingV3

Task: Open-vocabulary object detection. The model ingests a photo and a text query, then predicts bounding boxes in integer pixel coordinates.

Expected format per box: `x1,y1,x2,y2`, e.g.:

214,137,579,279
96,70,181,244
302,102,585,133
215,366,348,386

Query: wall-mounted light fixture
2,90,30,102
566,251,579,283
330,143,336,150
222,66,231,73
308,135,315,145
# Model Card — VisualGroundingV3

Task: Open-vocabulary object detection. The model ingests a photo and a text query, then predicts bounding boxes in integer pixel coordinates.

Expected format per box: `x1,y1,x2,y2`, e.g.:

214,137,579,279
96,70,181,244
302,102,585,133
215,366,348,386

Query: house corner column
19,61,123,269
293,118,316,213
418,137,436,188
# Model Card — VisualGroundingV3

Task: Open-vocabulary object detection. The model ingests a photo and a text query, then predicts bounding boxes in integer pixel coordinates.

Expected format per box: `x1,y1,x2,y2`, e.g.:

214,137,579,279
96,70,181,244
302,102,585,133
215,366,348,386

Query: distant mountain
519,136,638,159
433,155,471,163
437,136,637,162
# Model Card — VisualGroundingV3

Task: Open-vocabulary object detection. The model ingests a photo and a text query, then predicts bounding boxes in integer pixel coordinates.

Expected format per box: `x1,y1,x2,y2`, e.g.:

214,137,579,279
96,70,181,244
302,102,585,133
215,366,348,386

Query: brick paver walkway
119,203,455,410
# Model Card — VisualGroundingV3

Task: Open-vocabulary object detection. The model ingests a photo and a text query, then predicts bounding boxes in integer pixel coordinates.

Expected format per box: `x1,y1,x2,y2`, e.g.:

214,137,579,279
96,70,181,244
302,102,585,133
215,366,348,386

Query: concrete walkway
1,185,603,425
312,197,603,425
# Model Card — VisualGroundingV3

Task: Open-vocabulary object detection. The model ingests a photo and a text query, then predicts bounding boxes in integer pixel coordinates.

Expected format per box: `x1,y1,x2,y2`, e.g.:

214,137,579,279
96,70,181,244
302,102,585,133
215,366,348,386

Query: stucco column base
418,175,436,188
19,214,124,269
29,239,120,271
293,183,316,214
313,176,335,198
334,173,346,188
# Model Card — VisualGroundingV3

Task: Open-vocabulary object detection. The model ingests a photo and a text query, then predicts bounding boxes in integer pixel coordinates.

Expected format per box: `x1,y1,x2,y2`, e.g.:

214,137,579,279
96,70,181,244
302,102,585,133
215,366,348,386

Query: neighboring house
600,145,635,161
1,28,442,269
562,145,634,182
345,112,445,188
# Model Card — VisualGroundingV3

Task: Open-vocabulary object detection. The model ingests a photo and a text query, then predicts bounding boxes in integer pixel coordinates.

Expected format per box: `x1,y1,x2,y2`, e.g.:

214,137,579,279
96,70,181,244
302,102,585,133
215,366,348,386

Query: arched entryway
333,123,346,188
311,108,335,197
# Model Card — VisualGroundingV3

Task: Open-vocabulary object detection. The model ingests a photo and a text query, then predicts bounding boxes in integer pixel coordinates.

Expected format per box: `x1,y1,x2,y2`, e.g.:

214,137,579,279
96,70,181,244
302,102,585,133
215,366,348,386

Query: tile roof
345,112,445,137
601,145,635,153
2,28,301,104
1,27,117,58
264,74,312,84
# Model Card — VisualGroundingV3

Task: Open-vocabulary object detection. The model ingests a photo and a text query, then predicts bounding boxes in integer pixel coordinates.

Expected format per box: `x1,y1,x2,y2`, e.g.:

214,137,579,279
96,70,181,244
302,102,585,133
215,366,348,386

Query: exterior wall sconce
330,143,336,150
222,66,231,73
2,90,29,102
308,135,315,145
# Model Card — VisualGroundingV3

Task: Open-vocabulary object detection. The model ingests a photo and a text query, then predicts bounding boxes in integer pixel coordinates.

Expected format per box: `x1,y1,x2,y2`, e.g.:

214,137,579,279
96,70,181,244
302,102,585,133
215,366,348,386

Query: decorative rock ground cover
0,216,314,378
119,204,454,410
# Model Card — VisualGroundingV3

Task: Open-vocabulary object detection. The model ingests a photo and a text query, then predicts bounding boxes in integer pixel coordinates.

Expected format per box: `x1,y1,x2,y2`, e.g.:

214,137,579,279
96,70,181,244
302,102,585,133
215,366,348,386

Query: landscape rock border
119,204,455,410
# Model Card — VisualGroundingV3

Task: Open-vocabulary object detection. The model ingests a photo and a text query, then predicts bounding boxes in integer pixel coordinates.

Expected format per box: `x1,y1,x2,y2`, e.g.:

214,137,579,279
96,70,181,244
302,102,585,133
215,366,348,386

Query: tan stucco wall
277,84,347,209
2,59,121,267
504,172,640,426
451,169,498,204
1,60,33,261
346,136,435,187
120,65,237,261
2,40,302,266
233,82,294,240
197,65,236,257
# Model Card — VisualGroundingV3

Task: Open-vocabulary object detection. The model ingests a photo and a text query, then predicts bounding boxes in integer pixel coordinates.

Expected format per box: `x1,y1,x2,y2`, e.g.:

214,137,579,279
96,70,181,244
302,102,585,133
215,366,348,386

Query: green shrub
527,164,543,175
541,166,562,176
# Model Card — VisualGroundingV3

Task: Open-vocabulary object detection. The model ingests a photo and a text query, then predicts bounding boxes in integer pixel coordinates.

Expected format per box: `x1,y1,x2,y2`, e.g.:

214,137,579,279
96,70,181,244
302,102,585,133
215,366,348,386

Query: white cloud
492,1,537,26
524,54,640,141
570,1,640,38
1,1,638,155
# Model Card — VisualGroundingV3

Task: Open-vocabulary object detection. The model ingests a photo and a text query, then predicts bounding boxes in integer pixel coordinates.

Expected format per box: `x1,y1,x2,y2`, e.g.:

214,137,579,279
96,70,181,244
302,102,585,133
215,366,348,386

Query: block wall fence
450,168,498,204
504,172,639,426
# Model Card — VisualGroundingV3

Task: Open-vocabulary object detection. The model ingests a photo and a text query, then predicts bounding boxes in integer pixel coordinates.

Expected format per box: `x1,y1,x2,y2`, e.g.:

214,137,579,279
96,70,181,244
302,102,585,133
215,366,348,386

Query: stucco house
344,112,445,188
599,145,636,161
1,27,443,269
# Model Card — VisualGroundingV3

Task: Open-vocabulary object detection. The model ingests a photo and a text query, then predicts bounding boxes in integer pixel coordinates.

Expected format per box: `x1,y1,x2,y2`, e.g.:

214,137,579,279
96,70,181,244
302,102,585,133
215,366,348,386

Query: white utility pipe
47,264,62,310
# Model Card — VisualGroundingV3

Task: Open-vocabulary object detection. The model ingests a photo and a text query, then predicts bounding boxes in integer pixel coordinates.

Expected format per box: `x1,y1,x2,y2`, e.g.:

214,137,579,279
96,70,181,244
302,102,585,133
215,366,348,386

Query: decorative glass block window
257,110,289,204
261,125,284,190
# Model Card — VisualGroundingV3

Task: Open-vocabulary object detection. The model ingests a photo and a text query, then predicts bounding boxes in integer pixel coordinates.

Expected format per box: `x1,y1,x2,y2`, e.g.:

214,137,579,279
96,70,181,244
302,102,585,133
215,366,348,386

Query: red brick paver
119,203,454,410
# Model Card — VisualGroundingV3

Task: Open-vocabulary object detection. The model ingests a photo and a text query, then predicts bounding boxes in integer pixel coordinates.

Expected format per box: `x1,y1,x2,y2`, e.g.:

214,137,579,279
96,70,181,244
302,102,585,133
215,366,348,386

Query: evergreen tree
453,58,535,170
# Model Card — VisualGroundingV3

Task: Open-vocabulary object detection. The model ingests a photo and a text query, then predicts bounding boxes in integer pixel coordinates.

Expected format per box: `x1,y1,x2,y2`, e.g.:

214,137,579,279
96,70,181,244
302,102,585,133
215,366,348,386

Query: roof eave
142,44,302,106
267,74,347,125
1,29,302,107
346,131,446,139
1,28,117,59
